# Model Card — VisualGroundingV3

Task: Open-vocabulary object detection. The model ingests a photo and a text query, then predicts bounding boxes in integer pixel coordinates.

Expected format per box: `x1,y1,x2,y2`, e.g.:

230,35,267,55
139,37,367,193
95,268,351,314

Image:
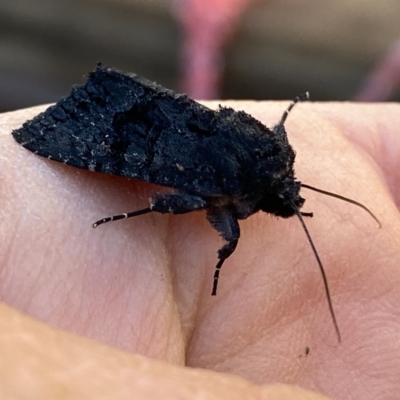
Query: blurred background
1,0,400,112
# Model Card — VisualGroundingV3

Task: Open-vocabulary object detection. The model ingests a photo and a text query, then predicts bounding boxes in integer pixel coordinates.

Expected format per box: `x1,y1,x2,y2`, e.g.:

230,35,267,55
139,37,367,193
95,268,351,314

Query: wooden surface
1,0,400,112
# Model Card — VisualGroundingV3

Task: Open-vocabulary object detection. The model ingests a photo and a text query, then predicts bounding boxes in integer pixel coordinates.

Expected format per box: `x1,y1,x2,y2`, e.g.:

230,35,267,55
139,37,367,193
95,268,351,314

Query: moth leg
93,208,151,228
150,193,208,214
93,192,208,228
301,211,313,217
206,209,240,296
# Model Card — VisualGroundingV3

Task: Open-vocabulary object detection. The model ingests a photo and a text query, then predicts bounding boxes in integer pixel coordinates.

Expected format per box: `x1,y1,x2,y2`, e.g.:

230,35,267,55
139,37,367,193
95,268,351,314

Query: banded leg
93,192,208,228
207,209,240,295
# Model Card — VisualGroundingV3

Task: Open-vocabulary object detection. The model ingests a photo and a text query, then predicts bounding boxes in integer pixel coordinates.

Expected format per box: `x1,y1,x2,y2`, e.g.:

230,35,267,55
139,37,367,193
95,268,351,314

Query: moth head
258,178,305,217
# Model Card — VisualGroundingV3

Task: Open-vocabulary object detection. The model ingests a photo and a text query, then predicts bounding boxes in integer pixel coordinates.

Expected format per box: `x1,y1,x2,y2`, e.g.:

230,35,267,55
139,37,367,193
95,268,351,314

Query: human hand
1,101,399,399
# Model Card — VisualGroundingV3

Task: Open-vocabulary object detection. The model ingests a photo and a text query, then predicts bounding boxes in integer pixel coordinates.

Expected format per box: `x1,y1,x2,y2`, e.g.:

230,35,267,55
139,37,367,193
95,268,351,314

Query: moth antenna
301,184,381,228
279,92,309,126
291,202,341,343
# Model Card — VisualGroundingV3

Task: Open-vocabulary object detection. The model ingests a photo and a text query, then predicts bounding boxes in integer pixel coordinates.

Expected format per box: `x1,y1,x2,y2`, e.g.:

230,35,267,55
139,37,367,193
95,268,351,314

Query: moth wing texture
12,65,291,199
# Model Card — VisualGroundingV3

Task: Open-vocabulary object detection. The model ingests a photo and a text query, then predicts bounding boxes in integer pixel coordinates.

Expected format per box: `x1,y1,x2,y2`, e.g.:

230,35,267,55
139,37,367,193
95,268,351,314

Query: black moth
12,64,380,342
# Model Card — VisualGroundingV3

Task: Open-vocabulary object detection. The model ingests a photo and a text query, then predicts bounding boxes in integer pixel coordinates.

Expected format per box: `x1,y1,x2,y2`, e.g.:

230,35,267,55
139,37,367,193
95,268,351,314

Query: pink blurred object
354,40,400,102
172,0,258,99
